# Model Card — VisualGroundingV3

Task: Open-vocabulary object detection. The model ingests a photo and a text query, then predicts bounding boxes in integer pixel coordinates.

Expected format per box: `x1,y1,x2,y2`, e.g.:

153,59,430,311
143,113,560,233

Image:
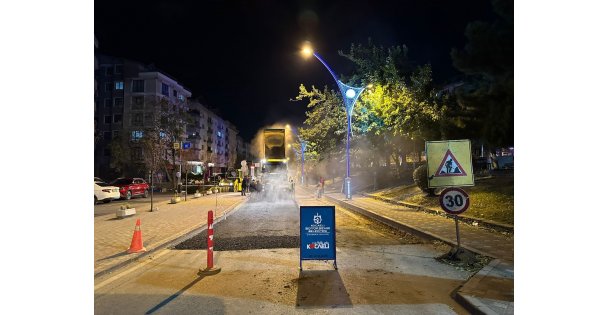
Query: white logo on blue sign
313,213,322,225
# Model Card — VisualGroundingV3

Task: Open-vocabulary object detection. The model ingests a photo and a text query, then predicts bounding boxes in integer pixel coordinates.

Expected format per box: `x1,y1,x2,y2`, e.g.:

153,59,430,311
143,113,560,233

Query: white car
94,181,120,204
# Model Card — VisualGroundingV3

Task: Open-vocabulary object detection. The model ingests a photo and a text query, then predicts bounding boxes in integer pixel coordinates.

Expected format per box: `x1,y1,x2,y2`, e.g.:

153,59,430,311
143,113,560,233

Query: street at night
95,188,479,314
88,0,516,313
12,0,608,313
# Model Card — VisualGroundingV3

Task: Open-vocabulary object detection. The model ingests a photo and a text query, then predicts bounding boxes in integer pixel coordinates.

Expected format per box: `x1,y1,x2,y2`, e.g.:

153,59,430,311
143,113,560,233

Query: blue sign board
182,142,192,150
300,205,337,270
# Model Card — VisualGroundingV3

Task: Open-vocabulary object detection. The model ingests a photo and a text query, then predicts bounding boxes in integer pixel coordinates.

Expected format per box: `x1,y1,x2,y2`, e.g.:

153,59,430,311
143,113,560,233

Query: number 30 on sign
439,188,470,215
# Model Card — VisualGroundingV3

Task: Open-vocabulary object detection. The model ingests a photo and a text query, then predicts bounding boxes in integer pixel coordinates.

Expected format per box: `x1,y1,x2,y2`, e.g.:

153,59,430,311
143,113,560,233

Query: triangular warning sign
434,149,467,177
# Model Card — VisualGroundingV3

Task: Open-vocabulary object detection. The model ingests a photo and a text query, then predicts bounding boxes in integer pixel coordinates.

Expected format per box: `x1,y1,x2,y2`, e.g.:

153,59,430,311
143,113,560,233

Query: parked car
109,177,150,200
94,181,120,204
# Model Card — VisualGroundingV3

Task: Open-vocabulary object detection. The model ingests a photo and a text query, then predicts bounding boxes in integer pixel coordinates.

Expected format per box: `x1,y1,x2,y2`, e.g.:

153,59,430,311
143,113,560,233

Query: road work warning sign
426,140,474,188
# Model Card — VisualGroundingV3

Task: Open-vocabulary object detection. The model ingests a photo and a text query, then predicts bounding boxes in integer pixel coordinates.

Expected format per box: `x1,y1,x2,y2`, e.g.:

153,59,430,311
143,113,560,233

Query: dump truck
261,129,291,196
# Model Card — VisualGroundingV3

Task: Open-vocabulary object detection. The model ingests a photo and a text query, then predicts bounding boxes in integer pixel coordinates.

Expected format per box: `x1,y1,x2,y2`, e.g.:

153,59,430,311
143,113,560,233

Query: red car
109,177,150,200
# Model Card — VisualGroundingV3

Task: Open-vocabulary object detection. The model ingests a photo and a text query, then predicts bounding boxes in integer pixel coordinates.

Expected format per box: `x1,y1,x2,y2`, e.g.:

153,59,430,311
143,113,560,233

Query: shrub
413,163,437,196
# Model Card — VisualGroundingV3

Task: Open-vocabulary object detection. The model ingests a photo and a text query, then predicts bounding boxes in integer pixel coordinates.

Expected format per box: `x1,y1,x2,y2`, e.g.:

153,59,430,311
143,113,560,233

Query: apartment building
94,54,191,179
94,54,134,178
226,122,238,169
94,52,248,180
181,99,242,172
236,135,254,162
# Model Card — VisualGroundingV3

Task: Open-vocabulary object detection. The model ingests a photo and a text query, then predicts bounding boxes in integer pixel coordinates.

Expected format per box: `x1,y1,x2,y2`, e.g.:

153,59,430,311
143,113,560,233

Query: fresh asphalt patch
173,235,299,251
173,192,301,251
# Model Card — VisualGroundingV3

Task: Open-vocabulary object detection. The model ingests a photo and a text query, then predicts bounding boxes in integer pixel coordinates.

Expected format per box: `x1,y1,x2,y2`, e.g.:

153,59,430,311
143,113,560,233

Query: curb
320,193,512,315
452,259,514,315
302,187,513,314
361,193,513,233
321,194,499,259
94,196,249,280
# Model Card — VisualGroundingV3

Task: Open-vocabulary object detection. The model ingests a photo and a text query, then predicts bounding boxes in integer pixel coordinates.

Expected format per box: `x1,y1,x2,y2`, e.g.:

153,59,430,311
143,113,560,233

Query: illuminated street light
301,43,313,58
301,43,366,199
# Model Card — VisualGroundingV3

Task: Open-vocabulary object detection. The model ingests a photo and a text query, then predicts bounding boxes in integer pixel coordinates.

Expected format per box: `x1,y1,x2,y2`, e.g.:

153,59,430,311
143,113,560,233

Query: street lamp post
302,45,365,199
300,140,307,185
286,125,308,186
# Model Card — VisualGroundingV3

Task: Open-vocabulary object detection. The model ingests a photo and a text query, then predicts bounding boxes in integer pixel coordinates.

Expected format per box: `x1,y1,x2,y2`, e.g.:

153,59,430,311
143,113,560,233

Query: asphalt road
175,189,423,251
95,188,474,314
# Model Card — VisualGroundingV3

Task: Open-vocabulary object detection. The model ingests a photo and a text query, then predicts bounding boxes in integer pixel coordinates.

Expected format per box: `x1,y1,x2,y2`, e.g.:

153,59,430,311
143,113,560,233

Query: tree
157,98,193,189
140,109,170,182
108,97,192,187
292,84,346,159
295,39,451,179
451,0,514,148
340,40,444,165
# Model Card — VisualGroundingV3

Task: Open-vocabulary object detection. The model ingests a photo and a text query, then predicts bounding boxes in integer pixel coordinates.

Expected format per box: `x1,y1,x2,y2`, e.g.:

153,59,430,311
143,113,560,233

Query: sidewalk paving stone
323,191,513,262
94,192,248,276
303,186,514,315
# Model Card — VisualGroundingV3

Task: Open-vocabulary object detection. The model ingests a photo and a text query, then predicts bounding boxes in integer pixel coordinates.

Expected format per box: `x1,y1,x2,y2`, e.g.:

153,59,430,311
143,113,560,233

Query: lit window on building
131,130,143,140
178,94,184,101
115,81,124,90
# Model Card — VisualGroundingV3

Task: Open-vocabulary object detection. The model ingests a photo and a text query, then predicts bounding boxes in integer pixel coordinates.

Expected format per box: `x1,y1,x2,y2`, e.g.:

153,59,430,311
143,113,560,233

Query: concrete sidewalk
307,187,514,314
94,192,248,277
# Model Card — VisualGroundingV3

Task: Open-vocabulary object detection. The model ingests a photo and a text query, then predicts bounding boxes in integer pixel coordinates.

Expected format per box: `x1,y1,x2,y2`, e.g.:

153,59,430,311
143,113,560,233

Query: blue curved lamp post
303,47,365,199
299,140,307,185
287,125,308,186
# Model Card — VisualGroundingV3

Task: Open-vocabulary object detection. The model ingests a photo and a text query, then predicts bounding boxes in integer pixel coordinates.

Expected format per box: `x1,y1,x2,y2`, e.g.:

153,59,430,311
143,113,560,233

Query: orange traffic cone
127,218,146,253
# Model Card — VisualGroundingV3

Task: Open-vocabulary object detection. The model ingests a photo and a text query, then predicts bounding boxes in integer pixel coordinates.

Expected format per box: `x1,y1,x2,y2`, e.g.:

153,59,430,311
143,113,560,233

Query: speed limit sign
439,187,470,215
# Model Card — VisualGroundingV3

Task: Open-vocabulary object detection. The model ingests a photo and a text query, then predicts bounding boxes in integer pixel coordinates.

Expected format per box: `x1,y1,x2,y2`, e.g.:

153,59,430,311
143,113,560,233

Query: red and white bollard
207,210,214,268
198,210,221,276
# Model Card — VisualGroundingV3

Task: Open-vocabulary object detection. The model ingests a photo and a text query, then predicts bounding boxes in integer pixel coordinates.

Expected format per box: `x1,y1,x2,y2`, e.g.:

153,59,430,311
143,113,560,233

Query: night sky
95,0,495,141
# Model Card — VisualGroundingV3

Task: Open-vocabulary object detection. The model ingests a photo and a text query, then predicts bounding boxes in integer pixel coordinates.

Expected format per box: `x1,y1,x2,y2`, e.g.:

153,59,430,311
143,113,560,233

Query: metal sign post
185,165,188,202
439,188,470,254
454,215,461,252
149,170,154,212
